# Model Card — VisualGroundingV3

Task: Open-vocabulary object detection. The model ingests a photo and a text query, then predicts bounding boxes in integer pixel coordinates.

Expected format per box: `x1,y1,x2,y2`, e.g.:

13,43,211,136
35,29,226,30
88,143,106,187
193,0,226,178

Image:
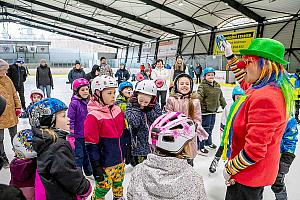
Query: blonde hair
41,128,58,143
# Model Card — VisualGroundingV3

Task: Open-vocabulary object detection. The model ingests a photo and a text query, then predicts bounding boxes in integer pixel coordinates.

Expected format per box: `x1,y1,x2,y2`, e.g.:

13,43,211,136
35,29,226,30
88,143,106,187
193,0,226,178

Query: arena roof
0,0,299,49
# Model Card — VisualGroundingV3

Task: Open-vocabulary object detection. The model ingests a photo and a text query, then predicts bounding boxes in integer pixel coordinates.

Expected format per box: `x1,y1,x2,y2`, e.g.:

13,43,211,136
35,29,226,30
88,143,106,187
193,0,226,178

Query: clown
219,38,294,199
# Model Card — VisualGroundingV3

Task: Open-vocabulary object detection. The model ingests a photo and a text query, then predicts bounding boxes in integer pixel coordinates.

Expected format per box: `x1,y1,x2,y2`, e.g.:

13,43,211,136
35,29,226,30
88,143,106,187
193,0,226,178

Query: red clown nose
237,61,247,69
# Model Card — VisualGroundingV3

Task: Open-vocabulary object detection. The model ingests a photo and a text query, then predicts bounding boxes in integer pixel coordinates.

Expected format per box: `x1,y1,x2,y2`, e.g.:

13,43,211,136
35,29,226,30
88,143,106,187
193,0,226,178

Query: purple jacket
68,95,89,138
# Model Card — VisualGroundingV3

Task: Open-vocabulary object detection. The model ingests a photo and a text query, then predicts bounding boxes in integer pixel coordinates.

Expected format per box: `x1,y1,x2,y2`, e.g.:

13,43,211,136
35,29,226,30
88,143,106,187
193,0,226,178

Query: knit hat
239,38,288,65
75,60,80,65
16,57,25,64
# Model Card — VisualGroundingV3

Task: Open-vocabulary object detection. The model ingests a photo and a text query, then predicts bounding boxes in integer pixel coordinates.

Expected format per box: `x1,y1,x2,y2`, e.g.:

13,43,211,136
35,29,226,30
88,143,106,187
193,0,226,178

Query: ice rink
1,75,299,200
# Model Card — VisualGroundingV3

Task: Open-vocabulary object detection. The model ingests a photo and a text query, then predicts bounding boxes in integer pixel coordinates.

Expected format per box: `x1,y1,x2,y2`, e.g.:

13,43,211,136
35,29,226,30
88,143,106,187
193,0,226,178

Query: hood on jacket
71,95,89,104
32,127,69,155
137,154,195,198
87,98,115,113
10,158,36,183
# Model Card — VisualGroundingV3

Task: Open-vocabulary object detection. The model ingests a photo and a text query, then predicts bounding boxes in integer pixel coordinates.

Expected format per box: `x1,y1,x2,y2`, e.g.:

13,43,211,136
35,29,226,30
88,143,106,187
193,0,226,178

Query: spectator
142,68,152,80
99,57,113,76
152,59,169,110
68,60,86,86
36,59,53,98
195,64,203,84
0,59,22,168
170,55,187,81
7,57,27,110
85,64,100,82
188,65,195,79
115,63,130,85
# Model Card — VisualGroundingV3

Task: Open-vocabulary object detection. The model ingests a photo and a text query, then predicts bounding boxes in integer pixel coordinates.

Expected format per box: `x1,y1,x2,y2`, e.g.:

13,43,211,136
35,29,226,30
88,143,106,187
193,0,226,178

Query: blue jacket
281,118,298,154
126,102,162,156
67,96,88,138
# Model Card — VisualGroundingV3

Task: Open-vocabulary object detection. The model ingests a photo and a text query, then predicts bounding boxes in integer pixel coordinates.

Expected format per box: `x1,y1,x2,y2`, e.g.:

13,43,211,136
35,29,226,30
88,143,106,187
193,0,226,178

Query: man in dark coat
7,57,27,110
115,63,130,85
68,60,86,87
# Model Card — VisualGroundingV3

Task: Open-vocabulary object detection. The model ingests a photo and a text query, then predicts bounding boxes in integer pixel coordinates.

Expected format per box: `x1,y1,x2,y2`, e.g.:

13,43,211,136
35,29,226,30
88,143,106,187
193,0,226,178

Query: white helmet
135,80,157,96
91,75,117,94
13,129,37,159
149,112,196,155
30,88,44,98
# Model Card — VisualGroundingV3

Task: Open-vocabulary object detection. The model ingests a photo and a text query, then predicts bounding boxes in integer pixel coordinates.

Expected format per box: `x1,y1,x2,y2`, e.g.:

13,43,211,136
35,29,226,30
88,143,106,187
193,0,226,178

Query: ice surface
0,75,299,200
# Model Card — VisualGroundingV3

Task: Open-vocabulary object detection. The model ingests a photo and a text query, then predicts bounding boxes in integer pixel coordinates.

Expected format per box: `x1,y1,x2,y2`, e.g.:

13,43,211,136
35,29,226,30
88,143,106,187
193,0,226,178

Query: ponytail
188,95,195,120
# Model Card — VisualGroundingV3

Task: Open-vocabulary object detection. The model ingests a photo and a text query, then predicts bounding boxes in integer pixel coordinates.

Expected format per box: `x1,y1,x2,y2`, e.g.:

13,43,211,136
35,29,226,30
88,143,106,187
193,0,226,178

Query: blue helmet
28,98,68,128
232,86,245,99
118,81,133,92
203,67,215,76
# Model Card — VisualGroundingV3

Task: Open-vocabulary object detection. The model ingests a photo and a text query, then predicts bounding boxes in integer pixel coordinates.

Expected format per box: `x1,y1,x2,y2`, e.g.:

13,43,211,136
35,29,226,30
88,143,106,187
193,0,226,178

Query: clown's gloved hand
222,41,233,58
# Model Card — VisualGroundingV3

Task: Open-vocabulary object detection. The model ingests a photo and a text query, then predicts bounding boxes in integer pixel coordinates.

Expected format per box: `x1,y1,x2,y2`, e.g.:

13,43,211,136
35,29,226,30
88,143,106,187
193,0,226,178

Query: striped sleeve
226,149,255,175
226,55,246,84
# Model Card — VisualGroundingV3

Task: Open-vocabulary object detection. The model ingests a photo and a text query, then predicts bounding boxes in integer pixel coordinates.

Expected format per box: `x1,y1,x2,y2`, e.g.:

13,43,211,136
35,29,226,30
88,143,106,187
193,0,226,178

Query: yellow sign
213,30,256,55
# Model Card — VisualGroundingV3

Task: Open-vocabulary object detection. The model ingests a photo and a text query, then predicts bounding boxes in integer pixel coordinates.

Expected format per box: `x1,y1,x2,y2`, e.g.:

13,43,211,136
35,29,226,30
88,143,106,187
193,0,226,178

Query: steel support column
177,37,183,56
208,28,216,55
154,39,160,60
137,44,143,63
256,22,264,38
125,46,129,64
287,20,298,71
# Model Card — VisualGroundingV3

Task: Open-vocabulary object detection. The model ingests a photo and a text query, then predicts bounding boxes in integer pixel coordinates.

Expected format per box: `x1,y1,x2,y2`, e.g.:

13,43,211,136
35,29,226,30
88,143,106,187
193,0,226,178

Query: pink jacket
165,93,208,141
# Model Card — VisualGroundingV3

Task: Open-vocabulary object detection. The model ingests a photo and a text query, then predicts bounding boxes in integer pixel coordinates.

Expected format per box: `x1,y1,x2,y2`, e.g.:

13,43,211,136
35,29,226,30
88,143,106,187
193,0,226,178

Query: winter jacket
281,117,298,154
7,63,27,90
197,79,227,113
226,56,287,187
151,67,169,91
0,75,21,129
194,66,202,75
85,64,100,82
170,63,187,81
0,184,26,200
220,102,233,138
67,96,89,138
188,66,195,78
99,64,113,77
32,127,90,200
126,101,162,156
115,68,130,84
116,94,129,128
165,92,208,141
84,99,126,167
127,153,207,200
36,65,53,88
290,73,300,100
10,158,36,200
68,68,86,84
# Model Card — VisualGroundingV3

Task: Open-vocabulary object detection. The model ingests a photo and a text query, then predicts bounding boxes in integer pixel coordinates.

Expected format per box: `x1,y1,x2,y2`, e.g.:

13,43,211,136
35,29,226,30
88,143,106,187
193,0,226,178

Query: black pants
225,182,264,200
196,74,201,84
157,90,167,110
271,172,287,200
0,125,17,156
295,100,300,121
17,85,26,110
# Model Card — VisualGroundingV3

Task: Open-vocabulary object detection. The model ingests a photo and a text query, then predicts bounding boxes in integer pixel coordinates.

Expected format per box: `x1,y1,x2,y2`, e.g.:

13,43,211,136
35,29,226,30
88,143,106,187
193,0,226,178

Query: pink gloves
15,108,22,117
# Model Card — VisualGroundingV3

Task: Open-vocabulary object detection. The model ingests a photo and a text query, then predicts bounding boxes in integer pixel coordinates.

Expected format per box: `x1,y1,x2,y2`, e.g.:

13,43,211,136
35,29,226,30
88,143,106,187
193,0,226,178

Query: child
197,67,227,155
142,68,152,80
84,75,126,200
127,112,208,200
20,89,44,118
67,78,92,176
271,117,298,199
209,86,245,173
126,80,162,166
116,81,134,165
10,129,37,200
165,74,208,166
28,98,91,200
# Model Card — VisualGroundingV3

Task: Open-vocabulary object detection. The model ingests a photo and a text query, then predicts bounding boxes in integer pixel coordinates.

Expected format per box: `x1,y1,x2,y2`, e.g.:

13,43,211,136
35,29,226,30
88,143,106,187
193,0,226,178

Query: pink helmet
72,78,89,92
149,112,196,155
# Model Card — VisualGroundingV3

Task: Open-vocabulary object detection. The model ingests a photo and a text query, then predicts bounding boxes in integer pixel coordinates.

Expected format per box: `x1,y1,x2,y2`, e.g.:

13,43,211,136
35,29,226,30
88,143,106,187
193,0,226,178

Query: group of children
0,61,298,200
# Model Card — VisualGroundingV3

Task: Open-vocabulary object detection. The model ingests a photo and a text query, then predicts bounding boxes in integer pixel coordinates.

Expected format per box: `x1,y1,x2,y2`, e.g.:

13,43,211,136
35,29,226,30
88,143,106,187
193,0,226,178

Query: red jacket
231,80,287,187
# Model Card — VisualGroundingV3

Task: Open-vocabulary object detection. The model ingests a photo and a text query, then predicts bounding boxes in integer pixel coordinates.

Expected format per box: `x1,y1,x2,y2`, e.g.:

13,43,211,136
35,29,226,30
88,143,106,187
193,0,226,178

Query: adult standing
290,69,300,123
169,55,187,91
85,64,100,82
195,64,203,84
68,60,86,86
188,65,195,79
115,63,130,85
36,59,53,98
7,57,27,111
220,38,293,200
151,59,169,110
99,57,113,76
0,59,22,168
